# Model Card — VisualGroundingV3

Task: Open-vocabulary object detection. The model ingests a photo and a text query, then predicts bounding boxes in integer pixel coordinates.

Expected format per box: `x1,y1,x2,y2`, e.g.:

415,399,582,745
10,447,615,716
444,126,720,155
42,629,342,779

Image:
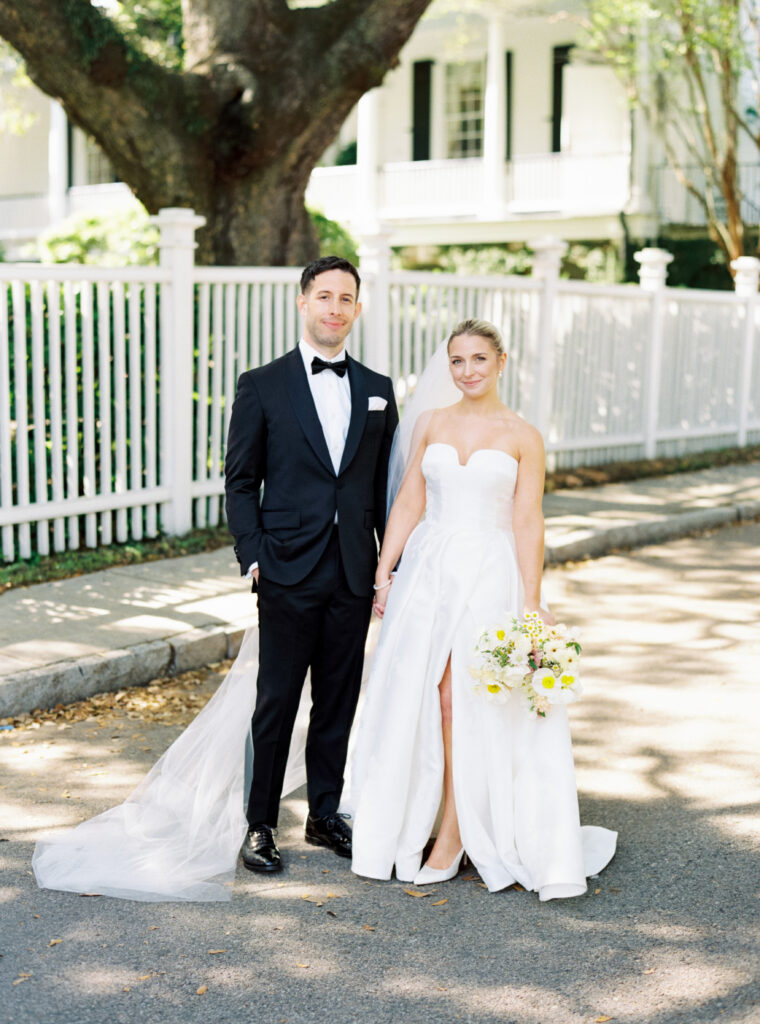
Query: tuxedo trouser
247,527,373,827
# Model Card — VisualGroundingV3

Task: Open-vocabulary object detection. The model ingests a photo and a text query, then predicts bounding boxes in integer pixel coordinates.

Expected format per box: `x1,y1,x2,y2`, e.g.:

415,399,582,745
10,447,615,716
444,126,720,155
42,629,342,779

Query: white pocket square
368,396,388,411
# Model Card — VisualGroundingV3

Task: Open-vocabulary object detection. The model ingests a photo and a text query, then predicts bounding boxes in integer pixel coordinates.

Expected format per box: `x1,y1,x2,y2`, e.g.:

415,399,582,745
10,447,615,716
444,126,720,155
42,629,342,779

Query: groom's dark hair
300,256,361,298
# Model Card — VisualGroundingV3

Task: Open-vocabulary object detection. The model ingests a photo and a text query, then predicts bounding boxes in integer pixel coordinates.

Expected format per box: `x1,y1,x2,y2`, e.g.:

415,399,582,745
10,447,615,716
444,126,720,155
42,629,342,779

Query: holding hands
372,575,394,618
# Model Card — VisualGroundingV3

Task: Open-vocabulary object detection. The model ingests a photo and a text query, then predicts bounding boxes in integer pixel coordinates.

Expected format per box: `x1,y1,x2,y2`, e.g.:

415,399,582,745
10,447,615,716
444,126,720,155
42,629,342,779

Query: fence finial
634,247,673,291
531,236,568,280
731,256,760,297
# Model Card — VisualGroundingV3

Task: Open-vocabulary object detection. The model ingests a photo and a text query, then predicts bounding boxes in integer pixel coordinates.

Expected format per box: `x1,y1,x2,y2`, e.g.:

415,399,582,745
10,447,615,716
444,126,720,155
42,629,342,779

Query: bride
32,318,615,902
345,318,616,898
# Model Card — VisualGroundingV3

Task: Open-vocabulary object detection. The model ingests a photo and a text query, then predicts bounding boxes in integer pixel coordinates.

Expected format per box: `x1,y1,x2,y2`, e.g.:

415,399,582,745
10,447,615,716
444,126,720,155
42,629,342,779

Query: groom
225,256,398,873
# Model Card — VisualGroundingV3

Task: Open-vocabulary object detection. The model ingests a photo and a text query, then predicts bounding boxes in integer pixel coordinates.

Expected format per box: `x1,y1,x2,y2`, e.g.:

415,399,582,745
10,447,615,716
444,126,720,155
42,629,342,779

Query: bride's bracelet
373,578,393,592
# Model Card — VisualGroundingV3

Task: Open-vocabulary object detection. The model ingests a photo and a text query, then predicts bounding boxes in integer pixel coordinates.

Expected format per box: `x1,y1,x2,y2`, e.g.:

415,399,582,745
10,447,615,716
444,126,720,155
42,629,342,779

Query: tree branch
0,0,206,205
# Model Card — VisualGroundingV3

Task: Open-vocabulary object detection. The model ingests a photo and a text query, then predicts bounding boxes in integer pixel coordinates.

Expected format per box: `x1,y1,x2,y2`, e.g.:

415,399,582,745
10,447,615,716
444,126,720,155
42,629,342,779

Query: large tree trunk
0,0,434,265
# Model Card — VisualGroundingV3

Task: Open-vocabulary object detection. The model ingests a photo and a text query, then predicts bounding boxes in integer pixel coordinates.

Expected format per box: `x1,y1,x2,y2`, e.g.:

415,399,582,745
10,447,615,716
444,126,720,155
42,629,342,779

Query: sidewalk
1,461,759,717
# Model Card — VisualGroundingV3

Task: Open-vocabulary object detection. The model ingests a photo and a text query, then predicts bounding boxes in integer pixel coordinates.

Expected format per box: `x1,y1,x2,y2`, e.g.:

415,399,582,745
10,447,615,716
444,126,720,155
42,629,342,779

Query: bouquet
470,610,582,717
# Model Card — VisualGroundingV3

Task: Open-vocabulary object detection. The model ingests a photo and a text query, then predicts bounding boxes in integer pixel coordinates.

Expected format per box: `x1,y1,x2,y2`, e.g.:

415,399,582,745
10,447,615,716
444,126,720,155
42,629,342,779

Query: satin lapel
338,356,369,475
285,348,335,475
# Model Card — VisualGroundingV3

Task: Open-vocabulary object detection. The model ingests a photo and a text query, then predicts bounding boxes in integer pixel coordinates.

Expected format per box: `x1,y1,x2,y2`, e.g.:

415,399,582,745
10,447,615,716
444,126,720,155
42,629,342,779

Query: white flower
512,634,533,658
473,681,511,704
558,671,583,702
532,668,559,698
543,639,563,659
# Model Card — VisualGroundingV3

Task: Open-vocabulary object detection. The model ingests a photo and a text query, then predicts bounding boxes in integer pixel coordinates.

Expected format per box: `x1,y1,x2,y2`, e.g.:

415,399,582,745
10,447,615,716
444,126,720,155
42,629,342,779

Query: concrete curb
0,623,248,719
3,496,759,719
545,502,760,564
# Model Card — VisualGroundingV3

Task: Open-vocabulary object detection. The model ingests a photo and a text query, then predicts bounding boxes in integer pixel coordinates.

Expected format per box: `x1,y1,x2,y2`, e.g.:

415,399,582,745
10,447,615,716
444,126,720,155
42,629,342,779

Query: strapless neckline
425,442,519,470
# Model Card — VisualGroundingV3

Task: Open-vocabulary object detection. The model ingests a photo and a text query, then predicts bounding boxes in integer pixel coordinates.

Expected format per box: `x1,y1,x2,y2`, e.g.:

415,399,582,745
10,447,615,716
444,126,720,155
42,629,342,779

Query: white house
0,1,738,259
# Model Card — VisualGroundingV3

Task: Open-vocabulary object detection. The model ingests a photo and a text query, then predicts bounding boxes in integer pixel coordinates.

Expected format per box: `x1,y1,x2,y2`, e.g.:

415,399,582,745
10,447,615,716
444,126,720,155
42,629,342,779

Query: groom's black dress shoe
304,813,353,858
241,824,282,873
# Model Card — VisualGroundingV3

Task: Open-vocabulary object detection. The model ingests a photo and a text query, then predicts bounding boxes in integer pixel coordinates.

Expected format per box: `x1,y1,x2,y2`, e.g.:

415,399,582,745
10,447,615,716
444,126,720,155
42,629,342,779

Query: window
445,60,485,159
86,137,117,185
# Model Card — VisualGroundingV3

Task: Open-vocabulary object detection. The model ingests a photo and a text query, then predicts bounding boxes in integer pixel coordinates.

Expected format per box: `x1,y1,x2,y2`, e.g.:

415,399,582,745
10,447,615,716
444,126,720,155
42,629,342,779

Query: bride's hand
372,577,393,618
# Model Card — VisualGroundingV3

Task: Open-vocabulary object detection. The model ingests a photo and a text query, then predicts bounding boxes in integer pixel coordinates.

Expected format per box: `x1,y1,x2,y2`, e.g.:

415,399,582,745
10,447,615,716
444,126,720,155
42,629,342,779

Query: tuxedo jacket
224,347,399,597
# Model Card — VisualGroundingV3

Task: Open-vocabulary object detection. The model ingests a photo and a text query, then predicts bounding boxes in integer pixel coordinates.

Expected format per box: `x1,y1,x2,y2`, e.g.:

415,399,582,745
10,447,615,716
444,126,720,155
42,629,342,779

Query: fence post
154,207,206,536
530,236,567,449
731,255,759,447
635,246,673,459
358,229,392,377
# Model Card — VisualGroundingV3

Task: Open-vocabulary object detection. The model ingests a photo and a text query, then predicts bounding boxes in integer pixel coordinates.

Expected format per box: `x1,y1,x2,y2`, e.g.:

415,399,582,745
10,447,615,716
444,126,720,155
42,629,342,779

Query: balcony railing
653,163,760,226
307,152,631,224
1,152,631,252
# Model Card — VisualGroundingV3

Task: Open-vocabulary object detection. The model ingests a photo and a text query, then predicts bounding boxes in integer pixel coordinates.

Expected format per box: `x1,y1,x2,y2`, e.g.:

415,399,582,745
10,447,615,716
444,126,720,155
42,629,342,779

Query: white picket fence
1,209,759,563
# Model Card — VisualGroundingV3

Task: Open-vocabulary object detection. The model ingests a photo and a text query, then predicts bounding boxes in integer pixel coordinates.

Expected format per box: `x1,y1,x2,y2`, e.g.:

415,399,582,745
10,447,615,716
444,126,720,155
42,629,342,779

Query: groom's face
297,270,361,354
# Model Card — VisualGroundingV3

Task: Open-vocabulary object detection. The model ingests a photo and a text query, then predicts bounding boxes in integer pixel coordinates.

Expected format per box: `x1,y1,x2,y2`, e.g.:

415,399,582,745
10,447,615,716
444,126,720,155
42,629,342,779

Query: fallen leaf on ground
643,968,656,975
48,939,62,946
461,874,476,881
432,899,448,906
363,925,375,931
477,882,488,889
207,950,227,955
301,895,323,906
595,1016,614,1022
138,974,153,981
403,888,432,898
326,910,337,918
321,869,330,874
123,987,131,992
512,883,525,892
295,963,309,969
196,985,207,995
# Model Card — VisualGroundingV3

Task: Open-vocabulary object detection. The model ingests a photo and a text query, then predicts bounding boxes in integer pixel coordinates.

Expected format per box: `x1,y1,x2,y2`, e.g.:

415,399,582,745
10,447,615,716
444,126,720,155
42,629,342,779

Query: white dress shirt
298,338,352,474
247,340,352,577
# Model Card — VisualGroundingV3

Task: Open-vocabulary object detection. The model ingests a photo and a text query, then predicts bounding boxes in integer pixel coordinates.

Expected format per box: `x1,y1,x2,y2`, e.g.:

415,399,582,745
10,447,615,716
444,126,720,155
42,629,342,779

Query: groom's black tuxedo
225,347,397,594
225,345,398,828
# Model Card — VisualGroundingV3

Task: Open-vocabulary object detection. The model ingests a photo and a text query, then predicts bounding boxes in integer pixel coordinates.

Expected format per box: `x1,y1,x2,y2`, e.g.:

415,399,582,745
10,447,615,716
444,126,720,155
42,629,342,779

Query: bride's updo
447,319,504,355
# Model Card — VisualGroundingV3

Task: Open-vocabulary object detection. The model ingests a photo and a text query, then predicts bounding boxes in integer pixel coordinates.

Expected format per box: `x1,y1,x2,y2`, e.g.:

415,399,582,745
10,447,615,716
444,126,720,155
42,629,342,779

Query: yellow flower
496,629,506,641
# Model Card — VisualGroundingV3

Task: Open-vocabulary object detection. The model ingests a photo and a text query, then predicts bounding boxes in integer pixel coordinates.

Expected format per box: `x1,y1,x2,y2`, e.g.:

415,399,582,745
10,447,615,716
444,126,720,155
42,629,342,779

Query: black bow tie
311,356,348,378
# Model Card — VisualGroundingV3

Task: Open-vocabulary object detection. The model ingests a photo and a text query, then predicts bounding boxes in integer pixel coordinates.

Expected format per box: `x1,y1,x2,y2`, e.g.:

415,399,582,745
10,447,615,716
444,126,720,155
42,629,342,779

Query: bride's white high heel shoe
413,848,465,886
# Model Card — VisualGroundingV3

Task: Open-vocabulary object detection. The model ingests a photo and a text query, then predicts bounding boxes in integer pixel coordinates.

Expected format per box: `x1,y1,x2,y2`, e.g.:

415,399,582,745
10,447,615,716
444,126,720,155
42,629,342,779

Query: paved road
1,523,759,1024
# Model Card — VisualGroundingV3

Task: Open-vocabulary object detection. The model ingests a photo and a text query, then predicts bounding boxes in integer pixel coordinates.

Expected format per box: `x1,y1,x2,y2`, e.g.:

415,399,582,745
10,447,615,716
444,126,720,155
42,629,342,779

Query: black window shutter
412,60,433,161
551,45,573,153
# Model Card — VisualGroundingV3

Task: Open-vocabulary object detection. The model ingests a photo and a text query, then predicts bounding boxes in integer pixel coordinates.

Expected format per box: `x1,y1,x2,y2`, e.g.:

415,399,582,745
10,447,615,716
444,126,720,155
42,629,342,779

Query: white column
48,100,68,226
635,247,673,459
530,236,567,453
731,255,760,447
153,207,206,536
358,229,392,377
481,15,507,219
356,88,382,234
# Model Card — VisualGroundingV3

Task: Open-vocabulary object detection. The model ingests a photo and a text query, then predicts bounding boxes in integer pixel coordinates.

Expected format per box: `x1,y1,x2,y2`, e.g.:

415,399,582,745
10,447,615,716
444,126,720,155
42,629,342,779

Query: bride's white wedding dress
346,442,616,899
32,441,615,902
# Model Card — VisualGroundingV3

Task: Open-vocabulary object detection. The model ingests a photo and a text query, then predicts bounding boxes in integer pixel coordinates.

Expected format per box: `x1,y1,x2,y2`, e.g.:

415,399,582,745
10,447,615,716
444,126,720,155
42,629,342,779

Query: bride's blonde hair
447,318,504,355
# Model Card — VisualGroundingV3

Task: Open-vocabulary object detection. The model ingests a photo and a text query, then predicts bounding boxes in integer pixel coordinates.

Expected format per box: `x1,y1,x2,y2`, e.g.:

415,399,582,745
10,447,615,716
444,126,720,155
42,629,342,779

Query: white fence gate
1,208,759,563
